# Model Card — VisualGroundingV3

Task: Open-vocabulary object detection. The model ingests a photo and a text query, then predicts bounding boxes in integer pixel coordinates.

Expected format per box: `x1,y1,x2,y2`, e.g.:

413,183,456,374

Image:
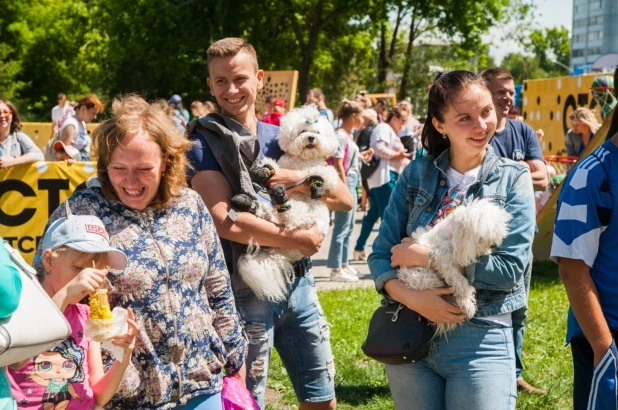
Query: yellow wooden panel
256,70,299,113
20,123,53,151
522,73,602,156
21,122,100,151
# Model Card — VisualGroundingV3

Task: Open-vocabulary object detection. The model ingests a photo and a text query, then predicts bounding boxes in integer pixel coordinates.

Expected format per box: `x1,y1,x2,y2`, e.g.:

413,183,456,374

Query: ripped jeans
233,273,336,408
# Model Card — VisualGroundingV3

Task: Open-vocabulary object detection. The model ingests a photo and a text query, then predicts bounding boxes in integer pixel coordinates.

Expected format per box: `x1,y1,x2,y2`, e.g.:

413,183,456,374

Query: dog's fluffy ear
316,117,339,157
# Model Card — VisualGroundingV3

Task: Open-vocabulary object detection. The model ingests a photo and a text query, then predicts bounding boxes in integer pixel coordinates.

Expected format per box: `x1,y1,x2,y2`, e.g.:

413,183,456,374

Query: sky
488,0,574,65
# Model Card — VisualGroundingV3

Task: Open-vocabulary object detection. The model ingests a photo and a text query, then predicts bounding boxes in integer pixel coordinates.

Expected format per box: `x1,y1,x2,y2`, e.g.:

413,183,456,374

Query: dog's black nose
307,136,315,142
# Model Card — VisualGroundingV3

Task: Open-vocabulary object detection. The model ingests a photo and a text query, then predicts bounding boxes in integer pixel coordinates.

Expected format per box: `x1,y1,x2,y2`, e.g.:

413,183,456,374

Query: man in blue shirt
186,37,352,410
482,67,549,395
551,136,618,410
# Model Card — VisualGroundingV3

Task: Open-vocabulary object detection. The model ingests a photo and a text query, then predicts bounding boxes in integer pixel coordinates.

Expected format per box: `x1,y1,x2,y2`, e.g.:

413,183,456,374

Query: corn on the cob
89,289,113,320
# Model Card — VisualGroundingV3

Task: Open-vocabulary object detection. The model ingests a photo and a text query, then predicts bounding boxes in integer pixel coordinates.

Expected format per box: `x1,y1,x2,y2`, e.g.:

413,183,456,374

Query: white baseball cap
42,215,128,270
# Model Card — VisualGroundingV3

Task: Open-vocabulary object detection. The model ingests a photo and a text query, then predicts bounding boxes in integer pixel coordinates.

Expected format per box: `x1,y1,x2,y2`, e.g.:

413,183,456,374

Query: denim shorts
233,272,336,408
385,318,516,410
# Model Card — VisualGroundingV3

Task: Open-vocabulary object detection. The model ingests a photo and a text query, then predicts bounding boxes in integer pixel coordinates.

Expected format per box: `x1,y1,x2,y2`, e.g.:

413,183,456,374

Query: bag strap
478,156,499,185
4,241,36,278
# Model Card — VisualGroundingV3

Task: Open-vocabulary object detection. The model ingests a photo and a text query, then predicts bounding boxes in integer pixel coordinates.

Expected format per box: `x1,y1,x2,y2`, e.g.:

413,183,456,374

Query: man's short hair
480,67,514,83
57,93,66,100
309,88,325,100
207,38,258,70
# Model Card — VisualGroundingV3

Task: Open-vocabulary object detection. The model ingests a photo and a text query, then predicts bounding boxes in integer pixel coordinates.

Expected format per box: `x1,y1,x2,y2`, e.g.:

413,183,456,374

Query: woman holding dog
34,95,246,409
368,71,535,409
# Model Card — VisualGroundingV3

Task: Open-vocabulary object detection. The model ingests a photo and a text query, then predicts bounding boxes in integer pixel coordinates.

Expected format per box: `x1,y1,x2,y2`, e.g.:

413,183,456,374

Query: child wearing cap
7,215,139,409
53,140,80,164
262,98,285,126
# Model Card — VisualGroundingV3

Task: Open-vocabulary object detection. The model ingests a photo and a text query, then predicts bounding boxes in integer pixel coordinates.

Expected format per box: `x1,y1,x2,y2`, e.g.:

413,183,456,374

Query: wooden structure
366,93,397,107
522,73,602,156
256,70,299,113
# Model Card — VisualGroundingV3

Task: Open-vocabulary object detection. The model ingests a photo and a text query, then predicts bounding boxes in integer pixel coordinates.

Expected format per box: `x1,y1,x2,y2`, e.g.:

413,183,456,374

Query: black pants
570,329,618,410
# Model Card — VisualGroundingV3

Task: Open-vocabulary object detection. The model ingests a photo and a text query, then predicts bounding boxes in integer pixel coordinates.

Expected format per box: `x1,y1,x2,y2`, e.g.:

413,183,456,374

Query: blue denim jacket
368,145,535,317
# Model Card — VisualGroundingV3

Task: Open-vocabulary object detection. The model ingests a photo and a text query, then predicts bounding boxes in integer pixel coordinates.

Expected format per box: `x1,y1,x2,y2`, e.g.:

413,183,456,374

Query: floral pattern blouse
33,187,247,409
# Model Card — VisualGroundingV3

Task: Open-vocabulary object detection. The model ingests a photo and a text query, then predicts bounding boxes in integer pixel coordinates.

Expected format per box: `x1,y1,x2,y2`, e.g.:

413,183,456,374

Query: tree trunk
399,19,417,101
298,54,313,104
377,22,387,87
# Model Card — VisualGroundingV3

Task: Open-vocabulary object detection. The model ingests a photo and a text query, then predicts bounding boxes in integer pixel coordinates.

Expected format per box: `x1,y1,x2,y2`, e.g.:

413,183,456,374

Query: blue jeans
180,392,222,410
327,173,358,269
513,256,532,379
355,171,397,252
385,319,516,410
234,273,335,409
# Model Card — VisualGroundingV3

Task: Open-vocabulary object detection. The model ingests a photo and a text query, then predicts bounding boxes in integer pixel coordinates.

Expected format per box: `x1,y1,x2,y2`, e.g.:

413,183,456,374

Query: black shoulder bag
361,299,433,364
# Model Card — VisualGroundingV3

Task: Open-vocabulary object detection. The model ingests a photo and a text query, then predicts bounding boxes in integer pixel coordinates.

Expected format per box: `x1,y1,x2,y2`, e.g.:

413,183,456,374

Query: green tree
526,26,571,74
501,52,547,84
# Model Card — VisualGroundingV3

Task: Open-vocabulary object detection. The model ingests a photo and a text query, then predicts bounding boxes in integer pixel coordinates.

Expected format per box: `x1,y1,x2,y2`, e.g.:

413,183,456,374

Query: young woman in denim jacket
368,71,536,410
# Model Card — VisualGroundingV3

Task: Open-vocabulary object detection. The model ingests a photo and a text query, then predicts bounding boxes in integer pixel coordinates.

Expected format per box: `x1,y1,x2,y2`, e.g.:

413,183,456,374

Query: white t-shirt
51,104,75,132
445,166,512,327
367,123,406,189
59,117,90,160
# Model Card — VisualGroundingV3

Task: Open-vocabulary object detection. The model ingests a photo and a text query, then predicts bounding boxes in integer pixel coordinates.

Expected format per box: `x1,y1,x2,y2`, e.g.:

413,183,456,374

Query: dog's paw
458,298,477,319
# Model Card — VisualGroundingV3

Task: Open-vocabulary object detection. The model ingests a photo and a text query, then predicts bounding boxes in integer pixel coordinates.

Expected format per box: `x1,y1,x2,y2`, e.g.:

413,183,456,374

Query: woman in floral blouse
34,95,247,410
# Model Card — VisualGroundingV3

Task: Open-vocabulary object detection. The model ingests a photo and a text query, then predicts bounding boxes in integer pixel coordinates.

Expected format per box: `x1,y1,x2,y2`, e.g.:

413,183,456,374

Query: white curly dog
238,105,340,301
397,198,512,336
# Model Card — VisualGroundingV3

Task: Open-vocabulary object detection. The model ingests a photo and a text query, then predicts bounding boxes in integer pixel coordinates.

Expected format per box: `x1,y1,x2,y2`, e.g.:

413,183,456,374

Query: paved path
312,208,379,291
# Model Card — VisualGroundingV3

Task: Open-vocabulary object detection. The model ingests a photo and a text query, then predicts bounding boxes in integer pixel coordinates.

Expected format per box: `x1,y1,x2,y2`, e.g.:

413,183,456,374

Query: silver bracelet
425,250,435,269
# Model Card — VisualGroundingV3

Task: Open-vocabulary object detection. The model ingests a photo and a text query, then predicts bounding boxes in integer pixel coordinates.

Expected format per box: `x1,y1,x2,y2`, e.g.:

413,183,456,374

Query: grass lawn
265,260,573,409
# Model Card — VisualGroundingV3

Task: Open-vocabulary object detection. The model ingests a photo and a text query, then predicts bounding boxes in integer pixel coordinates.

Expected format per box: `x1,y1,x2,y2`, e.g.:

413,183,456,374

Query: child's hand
111,307,139,360
61,268,108,307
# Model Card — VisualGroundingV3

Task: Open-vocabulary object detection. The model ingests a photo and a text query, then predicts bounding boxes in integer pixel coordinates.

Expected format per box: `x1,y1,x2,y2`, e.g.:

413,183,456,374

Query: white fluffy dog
397,198,512,336
238,105,340,301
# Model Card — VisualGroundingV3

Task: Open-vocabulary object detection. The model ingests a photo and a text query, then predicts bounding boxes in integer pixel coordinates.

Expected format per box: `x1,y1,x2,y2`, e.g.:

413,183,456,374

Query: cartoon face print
27,336,85,409
33,352,78,381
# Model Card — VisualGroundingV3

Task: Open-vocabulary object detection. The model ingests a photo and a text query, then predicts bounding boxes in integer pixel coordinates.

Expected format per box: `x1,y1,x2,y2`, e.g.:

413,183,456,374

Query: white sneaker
353,250,367,261
343,266,360,277
330,269,359,282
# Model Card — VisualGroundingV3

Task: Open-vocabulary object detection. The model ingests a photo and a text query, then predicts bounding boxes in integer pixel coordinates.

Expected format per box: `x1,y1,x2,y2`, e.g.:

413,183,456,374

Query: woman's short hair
76,95,105,113
0,99,22,134
385,106,403,123
92,95,192,210
397,100,413,114
337,99,363,120
422,71,491,158
569,107,601,134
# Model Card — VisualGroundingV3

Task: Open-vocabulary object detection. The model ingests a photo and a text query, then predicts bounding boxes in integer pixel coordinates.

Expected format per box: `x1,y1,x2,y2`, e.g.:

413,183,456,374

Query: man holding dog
186,37,352,410
481,67,549,396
